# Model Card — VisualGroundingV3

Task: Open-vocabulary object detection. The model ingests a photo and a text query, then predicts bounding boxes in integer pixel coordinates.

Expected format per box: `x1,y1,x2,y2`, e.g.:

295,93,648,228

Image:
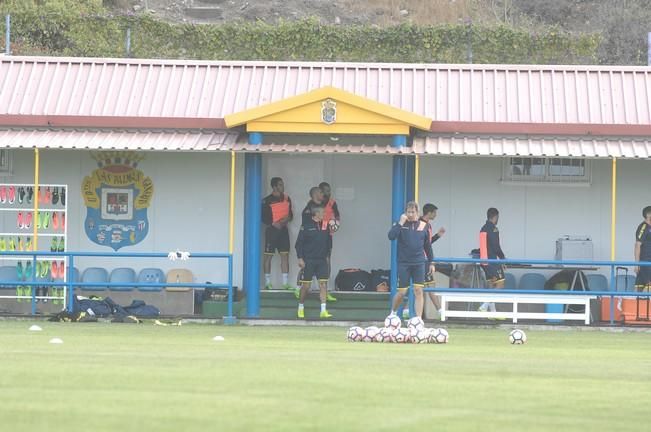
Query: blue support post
224,255,237,324
244,132,263,316
609,266,615,324
404,155,416,318
67,255,75,312
390,135,407,313
405,156,415,203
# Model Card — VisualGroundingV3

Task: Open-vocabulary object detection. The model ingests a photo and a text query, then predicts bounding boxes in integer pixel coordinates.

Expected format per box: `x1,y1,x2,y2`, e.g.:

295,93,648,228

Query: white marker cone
28,325,42,332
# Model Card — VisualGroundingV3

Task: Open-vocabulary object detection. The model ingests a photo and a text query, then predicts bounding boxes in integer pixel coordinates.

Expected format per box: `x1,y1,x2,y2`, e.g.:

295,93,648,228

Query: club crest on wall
321,99,337,125
82,151,154,251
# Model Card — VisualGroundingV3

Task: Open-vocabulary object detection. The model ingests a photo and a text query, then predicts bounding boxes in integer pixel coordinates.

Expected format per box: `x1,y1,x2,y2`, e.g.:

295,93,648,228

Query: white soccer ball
347,326,364,342
430,328,449,344
328,219,340,233
411,329,429,344
362,326,380,342
407,316,425,331
375,327,394,343
509,329,527,345
392,327,410,343
384,314,402,330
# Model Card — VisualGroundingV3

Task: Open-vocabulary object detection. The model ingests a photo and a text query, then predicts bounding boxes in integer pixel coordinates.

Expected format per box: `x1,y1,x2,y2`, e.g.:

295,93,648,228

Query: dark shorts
301,259,329,282
398,263,425,289
264,226,289,254
482,264,505,282
635,265,651,290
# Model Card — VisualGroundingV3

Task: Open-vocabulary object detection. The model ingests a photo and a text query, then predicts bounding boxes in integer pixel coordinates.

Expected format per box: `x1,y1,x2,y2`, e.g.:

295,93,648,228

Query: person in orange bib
320,182,340,301
261,177,294,290
478,207,506,315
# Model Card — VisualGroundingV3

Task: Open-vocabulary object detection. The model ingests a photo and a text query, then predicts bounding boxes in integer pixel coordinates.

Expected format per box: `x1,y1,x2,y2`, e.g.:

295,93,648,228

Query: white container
555,236,593,262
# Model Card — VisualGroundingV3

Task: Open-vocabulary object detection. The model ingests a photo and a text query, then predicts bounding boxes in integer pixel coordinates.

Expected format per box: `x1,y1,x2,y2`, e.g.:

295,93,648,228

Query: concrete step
193,0,227,4
259,306,387,321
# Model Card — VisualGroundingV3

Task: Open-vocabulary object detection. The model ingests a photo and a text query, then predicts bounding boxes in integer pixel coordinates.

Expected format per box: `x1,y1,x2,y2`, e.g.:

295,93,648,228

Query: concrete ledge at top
184,7,223,19
193,0,227,4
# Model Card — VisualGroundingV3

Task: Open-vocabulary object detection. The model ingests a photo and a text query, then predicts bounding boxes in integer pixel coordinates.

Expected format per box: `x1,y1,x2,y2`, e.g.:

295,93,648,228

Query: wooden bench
440,292,596,324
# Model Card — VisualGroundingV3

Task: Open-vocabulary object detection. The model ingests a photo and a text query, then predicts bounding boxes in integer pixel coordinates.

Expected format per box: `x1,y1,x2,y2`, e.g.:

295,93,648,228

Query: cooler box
545,303,564,323
599,297,651,323
600,297,624,322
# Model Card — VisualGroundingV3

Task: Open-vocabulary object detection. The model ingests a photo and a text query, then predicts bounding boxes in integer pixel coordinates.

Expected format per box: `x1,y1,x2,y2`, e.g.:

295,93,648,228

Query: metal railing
422,257,651,324
0,250,235,323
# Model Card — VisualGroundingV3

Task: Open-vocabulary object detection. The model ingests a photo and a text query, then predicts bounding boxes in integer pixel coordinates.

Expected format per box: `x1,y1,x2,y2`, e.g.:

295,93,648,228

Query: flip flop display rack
0,184,68,307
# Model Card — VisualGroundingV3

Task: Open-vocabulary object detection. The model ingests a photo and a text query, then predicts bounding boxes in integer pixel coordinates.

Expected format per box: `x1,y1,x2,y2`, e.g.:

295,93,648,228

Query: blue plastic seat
518,273,547,290
0,265,20,289
109,268,136,291
615,274,637,292
81,267,109,291
504,273,517,290
586,274,609,292
137,268,165,292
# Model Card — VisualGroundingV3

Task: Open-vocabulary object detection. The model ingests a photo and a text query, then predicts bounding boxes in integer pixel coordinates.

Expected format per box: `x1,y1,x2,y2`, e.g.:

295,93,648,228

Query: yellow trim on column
610,157,617,260
224,86,432,134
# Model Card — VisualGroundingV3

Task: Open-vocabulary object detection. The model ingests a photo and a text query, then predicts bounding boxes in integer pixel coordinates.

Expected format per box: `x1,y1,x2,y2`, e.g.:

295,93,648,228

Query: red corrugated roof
0,128,238,151
415,135,651,158
2,56,651,125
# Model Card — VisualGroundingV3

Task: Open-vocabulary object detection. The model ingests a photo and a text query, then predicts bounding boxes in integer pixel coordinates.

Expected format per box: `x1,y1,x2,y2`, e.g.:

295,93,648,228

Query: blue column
244,132,263,316
404,154,416,317
390,135,407,312
405,155,415,203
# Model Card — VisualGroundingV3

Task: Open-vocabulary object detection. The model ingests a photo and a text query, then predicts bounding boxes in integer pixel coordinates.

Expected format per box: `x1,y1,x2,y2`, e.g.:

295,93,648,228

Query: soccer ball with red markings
384,314,401,330
407,316,425,332
429,328,449,344
375,328,393,343
410,329,429,344
347,326,364,342
328,219,340,233
362,326,380,342
509,329,527,345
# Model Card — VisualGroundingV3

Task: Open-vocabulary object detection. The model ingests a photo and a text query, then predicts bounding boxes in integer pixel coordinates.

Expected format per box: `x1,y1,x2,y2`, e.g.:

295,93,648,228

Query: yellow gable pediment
224,86,431,135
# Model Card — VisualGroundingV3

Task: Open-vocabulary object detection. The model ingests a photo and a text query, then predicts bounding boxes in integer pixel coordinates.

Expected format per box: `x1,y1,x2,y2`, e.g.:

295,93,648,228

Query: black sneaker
52,187,59,205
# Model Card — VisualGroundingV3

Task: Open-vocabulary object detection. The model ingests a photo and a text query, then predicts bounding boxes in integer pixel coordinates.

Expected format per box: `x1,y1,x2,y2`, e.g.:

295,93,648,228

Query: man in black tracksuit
295,205,332,319
388,201,434,319
634,205,651,291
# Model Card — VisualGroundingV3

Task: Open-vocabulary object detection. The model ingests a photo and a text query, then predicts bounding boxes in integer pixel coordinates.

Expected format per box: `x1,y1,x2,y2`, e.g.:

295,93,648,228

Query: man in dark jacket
421,203,446,318
296,205,332,319
634,205,651,291
479,207,506,314
388,201,434,319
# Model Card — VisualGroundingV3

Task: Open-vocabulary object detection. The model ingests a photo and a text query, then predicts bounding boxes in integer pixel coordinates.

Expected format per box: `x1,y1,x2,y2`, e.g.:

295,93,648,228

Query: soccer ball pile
346,315,449,344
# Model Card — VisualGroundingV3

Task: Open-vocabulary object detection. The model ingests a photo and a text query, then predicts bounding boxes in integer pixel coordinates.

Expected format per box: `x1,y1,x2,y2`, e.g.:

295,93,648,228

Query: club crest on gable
321,99,337,125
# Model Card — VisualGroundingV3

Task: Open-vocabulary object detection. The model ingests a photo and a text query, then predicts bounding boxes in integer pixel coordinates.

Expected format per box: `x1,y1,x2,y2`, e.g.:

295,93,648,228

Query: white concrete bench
440,293,597,324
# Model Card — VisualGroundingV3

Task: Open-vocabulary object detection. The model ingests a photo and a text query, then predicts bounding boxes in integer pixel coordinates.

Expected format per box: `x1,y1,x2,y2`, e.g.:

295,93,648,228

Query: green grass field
0,322,650,432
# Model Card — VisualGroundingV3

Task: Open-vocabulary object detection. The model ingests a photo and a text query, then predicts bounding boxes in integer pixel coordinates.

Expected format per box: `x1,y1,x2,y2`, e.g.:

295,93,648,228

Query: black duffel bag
335,269,372,292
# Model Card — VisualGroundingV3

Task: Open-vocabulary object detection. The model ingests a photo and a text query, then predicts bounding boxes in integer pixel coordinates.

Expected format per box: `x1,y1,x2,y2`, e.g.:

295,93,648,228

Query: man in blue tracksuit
388,201,434,318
